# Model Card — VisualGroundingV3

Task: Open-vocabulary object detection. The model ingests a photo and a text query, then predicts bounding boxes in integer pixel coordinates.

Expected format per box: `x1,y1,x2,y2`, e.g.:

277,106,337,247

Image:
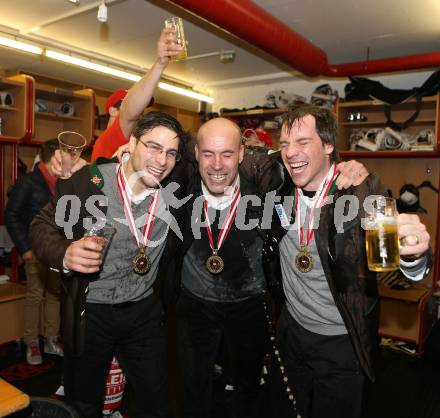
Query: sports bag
344,70,440,131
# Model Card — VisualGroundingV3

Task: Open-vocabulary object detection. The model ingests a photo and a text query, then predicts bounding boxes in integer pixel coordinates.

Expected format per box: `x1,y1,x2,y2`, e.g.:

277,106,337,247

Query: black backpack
344,70,440,131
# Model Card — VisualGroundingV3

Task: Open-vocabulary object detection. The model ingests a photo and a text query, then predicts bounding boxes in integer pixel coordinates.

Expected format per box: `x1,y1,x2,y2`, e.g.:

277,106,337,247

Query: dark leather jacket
5,164,53,255
263,170,432,381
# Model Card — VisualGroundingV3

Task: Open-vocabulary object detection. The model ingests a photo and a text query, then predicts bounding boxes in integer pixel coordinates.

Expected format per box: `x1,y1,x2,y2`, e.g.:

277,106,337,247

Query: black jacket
5,164,53,255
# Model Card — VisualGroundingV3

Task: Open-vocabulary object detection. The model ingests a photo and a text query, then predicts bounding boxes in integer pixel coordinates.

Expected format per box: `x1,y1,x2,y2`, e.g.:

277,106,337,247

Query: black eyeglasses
138,140,181,162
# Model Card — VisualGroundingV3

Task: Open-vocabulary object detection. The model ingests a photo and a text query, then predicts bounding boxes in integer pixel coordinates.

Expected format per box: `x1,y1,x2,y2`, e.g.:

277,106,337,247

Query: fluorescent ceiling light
159,82,214,104
0,36,42,55
45,49,141,82
0,35,213,103
46,49,213,103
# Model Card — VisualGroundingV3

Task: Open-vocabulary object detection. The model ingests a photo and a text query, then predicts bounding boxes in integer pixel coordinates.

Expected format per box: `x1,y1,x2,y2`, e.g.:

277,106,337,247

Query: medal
203,185,241,275
117,165,159,275
206,250,225,274
133,246,151,275
295,246,313,273
295,164,338,273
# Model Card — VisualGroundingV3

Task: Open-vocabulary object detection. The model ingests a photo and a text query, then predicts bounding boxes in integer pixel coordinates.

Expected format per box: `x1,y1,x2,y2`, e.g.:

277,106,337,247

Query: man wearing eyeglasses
30,111,185,418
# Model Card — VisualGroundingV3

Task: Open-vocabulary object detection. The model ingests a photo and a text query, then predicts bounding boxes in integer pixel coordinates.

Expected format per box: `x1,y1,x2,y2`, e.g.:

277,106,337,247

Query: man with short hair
5,139,63,365
266,104,431,418
174,117,276,418
30,111,185,418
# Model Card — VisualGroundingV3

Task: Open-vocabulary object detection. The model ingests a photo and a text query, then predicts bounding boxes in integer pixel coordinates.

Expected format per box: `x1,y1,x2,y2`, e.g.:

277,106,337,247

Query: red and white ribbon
203,186,241,253
116,165,159,249
295,164,338,246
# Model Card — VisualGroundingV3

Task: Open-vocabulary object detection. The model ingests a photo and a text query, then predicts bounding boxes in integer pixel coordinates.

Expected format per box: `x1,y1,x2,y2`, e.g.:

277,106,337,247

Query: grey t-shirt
279,195,347,335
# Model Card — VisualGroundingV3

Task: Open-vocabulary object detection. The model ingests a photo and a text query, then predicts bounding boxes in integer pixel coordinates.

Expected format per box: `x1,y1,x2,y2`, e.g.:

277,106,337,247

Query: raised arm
119,28,183,138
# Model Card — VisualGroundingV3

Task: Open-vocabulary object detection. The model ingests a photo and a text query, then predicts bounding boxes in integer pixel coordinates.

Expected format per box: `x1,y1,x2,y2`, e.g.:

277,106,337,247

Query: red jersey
91,116,128,161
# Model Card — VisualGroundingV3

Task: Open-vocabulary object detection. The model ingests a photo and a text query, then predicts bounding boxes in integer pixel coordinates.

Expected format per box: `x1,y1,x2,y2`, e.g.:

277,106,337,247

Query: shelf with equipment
0,78,95,283
336,95,440,353
0,75,33,143
341,116,436,125
220,107,287,117
0,75,33,245
0,75,31,282
2,81,96,194
31,84,95,146
337,95,438,154
35,111,84,122
340,150,440,159
8,82,96,180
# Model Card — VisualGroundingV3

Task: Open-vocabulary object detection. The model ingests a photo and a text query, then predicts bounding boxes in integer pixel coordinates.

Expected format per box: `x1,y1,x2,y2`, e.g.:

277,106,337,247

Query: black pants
64,294,171,418
177,290,269,418
272,307,366,418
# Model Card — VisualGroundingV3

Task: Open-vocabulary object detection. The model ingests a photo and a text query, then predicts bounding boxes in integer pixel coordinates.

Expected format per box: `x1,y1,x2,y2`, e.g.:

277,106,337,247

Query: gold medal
117,165,159,277
295,246,313,273
294,165,338,275
202,185,241,277
133,247,151,275
206,251,224,275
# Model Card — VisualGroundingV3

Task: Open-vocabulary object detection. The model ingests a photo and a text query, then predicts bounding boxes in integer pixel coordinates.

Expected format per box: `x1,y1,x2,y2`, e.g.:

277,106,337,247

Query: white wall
212,70,435,112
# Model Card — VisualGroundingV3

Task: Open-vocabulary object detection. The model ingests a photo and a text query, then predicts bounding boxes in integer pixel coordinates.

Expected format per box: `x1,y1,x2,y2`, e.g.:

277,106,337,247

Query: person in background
91,87,151,161
5,139,63,365
266,104,432,418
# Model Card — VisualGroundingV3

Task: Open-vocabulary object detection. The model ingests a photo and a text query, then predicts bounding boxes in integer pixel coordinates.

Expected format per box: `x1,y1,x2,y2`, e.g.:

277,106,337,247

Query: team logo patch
91,175,101,186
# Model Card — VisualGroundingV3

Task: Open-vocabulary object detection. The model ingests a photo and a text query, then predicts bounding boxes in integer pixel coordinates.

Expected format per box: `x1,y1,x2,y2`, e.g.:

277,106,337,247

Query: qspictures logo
54,170,383,243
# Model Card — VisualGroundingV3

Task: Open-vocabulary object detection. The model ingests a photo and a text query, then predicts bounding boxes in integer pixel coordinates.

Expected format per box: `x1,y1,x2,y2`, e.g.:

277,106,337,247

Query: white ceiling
1,0,440,102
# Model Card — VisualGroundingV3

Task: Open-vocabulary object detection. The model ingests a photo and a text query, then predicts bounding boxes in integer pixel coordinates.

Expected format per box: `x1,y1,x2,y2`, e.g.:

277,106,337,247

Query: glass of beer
58,131,87,179
164,17,188,61
365,197,400,272
83,217,116,262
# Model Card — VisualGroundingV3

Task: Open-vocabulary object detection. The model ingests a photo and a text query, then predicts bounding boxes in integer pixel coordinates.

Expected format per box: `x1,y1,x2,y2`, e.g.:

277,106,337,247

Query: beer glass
164,17,188,61
58,131,87,179
83,217,116,262
365,197,400,272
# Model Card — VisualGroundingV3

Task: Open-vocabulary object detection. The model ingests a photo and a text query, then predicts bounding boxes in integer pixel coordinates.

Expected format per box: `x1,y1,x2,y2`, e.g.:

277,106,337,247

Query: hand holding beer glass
365,197,400,272
164,17,188,61
83,217,116,264
58,131,87,179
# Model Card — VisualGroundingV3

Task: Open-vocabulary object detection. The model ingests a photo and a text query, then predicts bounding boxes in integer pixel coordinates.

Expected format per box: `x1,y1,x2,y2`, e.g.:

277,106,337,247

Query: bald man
173,117,276,418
